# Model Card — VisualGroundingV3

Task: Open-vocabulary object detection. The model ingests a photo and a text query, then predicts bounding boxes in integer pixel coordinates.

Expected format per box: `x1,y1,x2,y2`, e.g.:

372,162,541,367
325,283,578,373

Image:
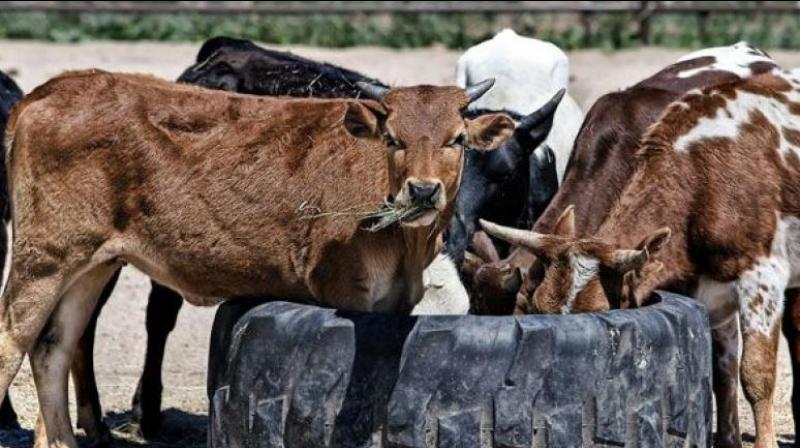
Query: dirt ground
1,41,800,447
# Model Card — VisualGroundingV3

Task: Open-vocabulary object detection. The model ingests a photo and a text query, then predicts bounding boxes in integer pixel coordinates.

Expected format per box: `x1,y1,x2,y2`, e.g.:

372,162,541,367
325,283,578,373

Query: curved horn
479,219,548,250
517,88,566,132
356,81,389,101
465,78,495,103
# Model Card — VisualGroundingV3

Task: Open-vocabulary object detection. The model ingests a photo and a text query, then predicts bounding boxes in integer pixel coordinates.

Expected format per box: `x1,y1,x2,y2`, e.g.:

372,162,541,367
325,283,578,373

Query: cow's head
445,89,563,265
178,49,256,92
480,209,670,314
350,80,515,228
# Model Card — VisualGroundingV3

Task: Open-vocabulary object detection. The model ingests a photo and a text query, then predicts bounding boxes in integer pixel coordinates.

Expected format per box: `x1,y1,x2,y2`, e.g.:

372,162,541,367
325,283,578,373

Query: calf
469,42,779,315
68,37,396,440
446,95,562,267
482,69,800,448
0,70,516,448
61,38,470,440
178,36,388,97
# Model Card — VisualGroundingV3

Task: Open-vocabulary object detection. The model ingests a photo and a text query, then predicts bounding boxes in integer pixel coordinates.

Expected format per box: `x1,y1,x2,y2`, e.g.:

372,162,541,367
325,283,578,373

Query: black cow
178,36,388,96
59,36,560,442
0,69,23,432
445,91,562,268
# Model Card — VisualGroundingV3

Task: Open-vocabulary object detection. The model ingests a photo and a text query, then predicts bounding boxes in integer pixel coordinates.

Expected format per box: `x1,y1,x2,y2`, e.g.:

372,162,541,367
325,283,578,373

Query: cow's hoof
131,408,162,439
138,415,163,440
207,292,713,448
132,392,163,438
78,419,111,448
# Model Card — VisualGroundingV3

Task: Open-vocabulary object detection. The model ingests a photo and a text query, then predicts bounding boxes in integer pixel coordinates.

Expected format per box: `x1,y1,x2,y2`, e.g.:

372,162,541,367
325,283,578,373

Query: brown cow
0,70,514,447
472,43,781,447
482,69,800,448
469,42,779,316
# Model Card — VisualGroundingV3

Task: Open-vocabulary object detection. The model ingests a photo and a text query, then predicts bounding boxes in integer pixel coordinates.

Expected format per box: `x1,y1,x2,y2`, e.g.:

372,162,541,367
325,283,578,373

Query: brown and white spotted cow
468,42,779,316
469,42,786,447
481,67,800,447
0,70,520,448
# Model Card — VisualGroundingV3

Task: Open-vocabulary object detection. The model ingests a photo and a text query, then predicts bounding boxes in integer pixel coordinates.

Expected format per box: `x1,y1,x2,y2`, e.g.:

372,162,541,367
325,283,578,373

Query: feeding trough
207,291,711,447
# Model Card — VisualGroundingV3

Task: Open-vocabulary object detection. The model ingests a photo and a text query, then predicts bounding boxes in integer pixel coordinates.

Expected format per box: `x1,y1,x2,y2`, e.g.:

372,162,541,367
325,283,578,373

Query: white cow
456,28,584,182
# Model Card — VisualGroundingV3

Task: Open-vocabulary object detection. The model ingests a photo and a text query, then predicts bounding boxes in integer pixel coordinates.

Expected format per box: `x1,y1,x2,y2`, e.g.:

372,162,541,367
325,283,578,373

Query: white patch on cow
673,104,742,152
412,253,470,315
676,41,774,79
783,215,800,287
561,255,599,314
696,215,800,336
735,214,800,336
673,71,800,160
455,28,584,183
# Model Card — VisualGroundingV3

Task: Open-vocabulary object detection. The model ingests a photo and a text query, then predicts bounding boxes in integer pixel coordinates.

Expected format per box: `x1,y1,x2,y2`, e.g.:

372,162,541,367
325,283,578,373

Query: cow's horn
518,88,565,131
479,219,548,250
465,78,495,103
357,82,389,101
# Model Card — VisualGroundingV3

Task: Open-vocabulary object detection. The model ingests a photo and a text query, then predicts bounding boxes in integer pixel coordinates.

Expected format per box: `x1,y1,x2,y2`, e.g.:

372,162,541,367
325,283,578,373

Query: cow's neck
595,150,694,298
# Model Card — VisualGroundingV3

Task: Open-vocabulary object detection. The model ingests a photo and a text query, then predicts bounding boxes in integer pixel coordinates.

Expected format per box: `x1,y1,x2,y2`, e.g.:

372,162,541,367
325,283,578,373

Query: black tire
208,291,712,448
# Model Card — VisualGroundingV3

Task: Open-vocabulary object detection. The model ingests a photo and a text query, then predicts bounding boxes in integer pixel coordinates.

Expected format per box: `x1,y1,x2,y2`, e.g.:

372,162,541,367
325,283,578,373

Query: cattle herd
0,29,797,448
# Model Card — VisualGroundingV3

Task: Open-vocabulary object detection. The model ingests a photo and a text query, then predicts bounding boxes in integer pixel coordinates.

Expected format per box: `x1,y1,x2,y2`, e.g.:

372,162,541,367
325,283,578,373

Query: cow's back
456,28,569,113
534,45,780,236
8,70,390,302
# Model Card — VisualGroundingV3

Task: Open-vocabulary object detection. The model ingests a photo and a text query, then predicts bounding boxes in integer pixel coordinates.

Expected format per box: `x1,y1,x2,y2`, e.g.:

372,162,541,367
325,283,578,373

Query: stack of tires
207,291,711,447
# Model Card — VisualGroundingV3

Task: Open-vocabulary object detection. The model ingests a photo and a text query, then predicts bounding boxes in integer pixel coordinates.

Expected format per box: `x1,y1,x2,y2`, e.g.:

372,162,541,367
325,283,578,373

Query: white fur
412,253,470,315
562,255,599,314
735,215,800,335
696,216,800,336
676,41,774,79
675,69,800,159
455,28,584,183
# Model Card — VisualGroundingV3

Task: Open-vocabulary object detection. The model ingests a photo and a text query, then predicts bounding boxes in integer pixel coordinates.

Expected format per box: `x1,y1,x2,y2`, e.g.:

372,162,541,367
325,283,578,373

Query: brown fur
0,70,512,447
470,54,778,314
485,71,800,447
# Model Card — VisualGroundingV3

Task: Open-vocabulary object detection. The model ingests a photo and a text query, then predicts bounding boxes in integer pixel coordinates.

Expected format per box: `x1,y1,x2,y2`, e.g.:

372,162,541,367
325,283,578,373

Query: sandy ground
0,41,800,447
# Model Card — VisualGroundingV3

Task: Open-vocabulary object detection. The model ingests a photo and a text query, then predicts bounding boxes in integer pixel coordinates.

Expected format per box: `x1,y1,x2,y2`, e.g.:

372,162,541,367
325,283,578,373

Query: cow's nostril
408,183,441,204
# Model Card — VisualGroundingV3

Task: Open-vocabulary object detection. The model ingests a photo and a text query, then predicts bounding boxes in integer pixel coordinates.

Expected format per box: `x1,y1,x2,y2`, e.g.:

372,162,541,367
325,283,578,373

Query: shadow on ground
0,408,206,448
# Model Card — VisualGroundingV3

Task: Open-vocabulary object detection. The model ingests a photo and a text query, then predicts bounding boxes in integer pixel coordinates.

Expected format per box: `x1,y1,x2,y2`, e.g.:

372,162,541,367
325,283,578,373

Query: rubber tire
208,291,712,448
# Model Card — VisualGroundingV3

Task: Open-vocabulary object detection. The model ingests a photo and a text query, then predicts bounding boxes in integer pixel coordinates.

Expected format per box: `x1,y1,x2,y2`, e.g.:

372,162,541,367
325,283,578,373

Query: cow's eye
448,133,466,148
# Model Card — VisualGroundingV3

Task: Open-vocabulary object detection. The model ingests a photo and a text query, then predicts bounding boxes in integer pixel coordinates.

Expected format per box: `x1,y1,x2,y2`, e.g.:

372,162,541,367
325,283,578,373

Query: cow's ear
344,100,386,139
465,113,515,151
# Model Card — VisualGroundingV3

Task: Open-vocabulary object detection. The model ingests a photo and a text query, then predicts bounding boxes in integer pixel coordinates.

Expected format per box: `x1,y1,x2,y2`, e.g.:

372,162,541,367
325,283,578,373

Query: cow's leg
695,278,741,447
736,260,786,448
70,268,120,445
30,263,118,448
131,280,183,438
0,260,69,413
713,316,742,447
782,289,800,447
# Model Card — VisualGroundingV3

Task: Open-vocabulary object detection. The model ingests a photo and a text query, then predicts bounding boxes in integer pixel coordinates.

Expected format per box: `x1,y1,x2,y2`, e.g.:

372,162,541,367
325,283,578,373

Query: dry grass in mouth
298,199,432,232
